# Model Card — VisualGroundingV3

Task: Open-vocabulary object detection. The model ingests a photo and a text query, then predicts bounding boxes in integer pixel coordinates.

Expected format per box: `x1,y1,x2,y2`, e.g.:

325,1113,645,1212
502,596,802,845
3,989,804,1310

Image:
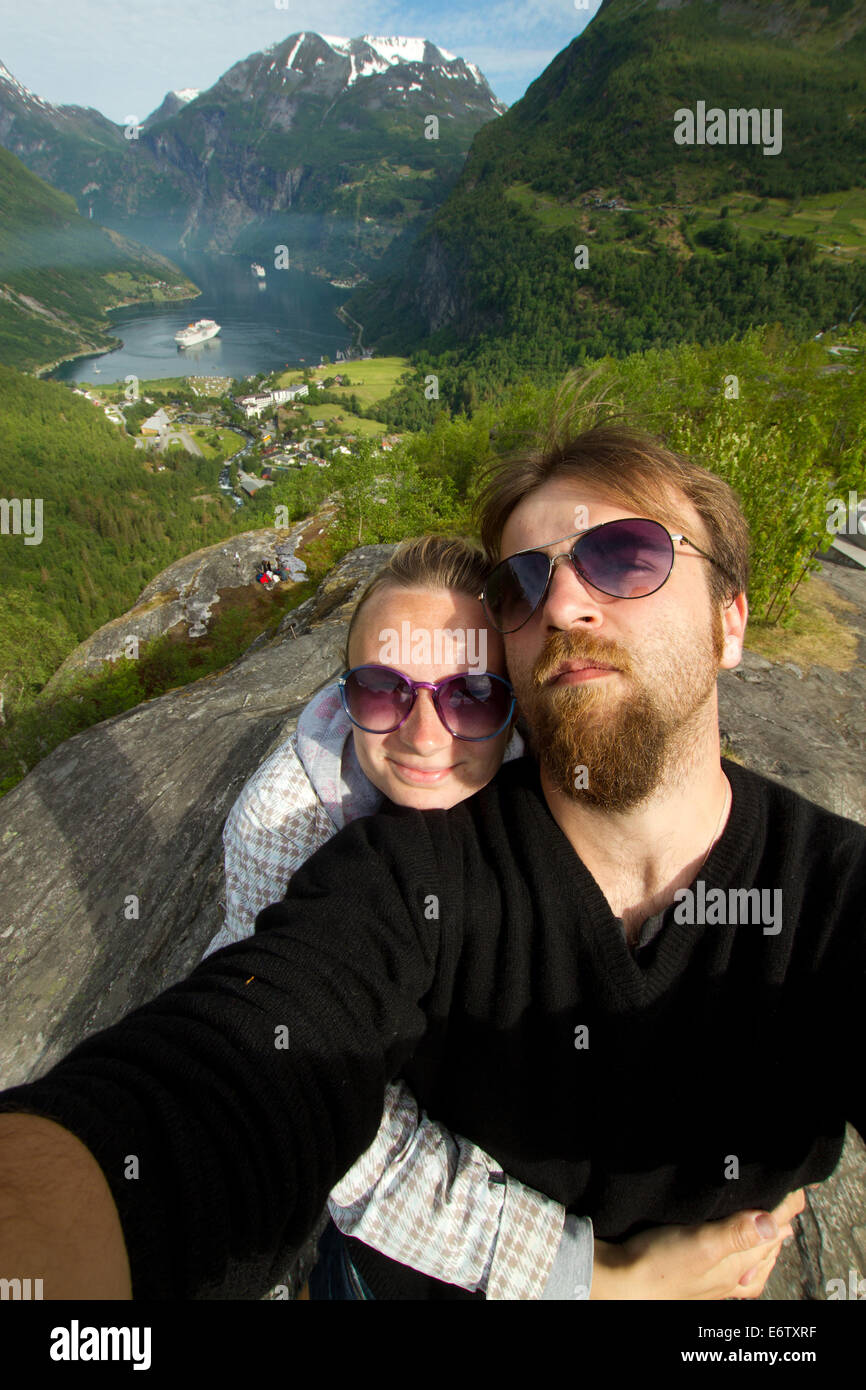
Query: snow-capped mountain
0,59,55,111
260,33,505,107
0,35,505,274
0,59,125,187
142,87,201,128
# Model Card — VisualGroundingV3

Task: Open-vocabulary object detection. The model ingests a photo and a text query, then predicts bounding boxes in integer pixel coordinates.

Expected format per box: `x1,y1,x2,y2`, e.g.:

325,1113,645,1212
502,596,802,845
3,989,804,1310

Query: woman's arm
328,1083,800,1301
329,1081,582,1299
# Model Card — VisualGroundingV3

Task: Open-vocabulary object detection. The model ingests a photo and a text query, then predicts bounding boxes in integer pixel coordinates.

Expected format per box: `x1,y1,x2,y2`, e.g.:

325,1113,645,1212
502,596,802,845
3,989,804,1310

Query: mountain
350,0,866,377
0,59,125,187
0,144,198,371
142,88,201,129
0,35,505,274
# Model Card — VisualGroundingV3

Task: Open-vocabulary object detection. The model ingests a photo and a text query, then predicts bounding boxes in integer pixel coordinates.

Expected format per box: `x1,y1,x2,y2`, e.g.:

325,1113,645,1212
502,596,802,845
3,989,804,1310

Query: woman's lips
388,761,455,783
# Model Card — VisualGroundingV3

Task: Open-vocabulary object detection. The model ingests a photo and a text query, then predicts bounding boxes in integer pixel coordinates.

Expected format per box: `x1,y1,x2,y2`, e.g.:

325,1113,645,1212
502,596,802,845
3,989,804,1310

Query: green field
305,403,386,437
189,427,246,460
504,184,586,233
77,375,196,394
504,183,866,262
276,356,410,408
693,188,866,260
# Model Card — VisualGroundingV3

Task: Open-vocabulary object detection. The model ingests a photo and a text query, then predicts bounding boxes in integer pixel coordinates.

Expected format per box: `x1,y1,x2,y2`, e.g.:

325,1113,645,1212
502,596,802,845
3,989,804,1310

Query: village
69,360,405,500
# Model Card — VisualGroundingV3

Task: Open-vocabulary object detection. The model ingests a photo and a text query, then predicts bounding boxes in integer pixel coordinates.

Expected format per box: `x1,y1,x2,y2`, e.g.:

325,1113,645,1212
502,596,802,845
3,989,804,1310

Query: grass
505,184,587,232
504,183,866,263
744,572,860,672
276,356,411,407
191,428,246,460
302,403,386,437
691,188,866,261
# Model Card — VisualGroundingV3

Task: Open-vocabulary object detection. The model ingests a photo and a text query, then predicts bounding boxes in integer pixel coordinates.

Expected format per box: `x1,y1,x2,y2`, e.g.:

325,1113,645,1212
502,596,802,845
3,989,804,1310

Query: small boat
251,263,266,278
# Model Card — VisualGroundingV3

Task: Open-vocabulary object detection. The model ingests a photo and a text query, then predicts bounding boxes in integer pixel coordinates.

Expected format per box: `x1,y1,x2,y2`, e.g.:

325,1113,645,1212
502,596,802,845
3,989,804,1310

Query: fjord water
50,251,352,385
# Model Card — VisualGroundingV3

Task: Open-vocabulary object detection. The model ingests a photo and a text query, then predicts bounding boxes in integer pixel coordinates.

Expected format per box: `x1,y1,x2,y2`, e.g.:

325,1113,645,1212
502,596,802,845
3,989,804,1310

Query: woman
206,535,799,1299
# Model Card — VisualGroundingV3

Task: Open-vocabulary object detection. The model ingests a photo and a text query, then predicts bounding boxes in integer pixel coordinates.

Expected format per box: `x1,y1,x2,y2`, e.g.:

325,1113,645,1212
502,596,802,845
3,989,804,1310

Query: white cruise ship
251,263,266,278
174,318,221,348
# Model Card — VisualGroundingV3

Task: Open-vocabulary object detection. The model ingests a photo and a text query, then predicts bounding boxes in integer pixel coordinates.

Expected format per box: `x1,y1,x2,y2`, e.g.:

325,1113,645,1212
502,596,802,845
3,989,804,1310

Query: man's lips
547,659,619,683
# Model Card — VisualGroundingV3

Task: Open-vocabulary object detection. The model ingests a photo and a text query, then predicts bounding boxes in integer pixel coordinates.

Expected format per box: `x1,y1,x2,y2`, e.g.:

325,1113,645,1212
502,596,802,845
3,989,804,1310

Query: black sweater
1,757,864,1300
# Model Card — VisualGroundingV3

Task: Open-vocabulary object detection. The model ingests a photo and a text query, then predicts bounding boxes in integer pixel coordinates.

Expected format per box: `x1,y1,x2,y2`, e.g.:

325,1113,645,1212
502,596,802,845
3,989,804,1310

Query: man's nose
397,688,450,748
540,553,606,627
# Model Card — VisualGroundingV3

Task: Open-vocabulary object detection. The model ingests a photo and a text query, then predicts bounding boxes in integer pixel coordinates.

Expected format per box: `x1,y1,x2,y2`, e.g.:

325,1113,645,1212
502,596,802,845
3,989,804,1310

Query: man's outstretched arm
0,810,446,1299
0,1114,132,1299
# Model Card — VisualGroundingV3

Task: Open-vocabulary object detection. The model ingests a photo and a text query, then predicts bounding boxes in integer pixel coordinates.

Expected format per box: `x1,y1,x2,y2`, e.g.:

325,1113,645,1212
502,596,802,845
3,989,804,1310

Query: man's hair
345,534,489,664
475,424,749,607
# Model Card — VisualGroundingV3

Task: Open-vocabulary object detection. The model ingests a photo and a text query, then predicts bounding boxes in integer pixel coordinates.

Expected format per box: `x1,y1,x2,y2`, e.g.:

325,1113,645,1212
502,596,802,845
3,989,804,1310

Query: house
140,408,171,437
237,469,274,497
238,394,274,420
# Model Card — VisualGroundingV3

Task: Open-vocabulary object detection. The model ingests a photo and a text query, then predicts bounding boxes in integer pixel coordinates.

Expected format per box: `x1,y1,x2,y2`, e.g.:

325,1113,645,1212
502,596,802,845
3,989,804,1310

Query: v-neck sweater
1,756,864,1300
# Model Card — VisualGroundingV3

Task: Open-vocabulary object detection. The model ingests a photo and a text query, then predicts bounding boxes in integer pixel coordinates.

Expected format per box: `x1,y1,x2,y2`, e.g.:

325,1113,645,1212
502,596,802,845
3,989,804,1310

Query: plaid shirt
207,685,578,1298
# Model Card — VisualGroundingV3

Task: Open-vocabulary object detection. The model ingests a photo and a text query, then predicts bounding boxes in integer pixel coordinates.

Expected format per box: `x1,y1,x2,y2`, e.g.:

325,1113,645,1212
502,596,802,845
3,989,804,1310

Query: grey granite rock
0,543,394,1091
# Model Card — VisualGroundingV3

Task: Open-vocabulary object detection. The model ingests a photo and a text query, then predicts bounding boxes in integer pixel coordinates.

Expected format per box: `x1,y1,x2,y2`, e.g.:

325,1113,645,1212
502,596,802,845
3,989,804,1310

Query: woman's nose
397,688,451,748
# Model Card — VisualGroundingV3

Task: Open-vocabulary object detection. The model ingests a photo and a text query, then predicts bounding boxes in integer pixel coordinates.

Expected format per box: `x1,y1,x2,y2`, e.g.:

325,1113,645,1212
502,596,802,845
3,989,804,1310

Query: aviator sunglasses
481,517,731,634
339,665,516,741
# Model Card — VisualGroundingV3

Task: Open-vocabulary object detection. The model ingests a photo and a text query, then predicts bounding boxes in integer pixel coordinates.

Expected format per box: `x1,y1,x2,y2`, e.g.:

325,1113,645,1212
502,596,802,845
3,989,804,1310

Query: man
0,425,862,1299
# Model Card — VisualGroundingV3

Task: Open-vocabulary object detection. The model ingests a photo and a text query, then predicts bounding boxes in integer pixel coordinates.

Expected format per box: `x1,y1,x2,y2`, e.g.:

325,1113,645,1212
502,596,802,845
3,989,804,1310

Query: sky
1,0,602,122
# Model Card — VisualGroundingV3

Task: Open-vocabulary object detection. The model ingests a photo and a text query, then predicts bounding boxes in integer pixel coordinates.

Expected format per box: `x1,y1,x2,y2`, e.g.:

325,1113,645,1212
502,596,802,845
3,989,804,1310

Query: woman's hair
344,534,490,666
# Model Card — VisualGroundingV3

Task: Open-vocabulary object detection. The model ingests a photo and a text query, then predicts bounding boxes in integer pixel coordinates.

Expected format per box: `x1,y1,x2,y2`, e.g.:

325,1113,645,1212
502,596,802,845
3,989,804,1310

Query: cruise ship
251,263,266,278
174,318,221,348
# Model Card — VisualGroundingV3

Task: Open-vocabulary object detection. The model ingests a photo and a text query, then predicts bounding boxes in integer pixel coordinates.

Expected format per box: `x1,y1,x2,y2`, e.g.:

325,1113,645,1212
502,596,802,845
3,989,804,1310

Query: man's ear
720,592,748,670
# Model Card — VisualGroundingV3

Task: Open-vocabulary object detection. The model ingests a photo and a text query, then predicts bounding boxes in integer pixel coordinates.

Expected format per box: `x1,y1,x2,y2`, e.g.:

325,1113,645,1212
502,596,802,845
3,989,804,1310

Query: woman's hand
590,1189,805,1299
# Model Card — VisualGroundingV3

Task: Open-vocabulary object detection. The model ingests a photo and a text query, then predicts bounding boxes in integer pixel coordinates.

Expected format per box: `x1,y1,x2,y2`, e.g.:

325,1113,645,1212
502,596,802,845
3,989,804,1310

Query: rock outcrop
0,542,392,1088
0,545,864,1300
43,516,325,689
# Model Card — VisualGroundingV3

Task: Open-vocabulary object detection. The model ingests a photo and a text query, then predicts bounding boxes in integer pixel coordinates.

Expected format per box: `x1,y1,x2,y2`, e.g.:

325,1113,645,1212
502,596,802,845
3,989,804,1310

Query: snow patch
346,51,390,86
361,35,428,66
0,60,54,109
284,33,305,70
173,88,200,103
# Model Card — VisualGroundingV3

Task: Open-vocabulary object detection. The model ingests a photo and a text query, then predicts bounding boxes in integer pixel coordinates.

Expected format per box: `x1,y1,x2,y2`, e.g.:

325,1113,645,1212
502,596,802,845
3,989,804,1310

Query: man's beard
512,616,725,812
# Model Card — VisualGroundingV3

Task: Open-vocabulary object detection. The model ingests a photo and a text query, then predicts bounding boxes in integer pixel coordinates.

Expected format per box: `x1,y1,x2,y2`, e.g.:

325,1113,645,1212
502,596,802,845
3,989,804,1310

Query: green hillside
352,0,866,391
0,145,197,371
0,366,248,707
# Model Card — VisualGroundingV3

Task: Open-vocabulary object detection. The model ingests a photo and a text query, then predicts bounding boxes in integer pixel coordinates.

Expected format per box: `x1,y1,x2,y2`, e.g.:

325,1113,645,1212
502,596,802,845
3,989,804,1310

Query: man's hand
0,1114,132,1299
590,1189,805,1300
